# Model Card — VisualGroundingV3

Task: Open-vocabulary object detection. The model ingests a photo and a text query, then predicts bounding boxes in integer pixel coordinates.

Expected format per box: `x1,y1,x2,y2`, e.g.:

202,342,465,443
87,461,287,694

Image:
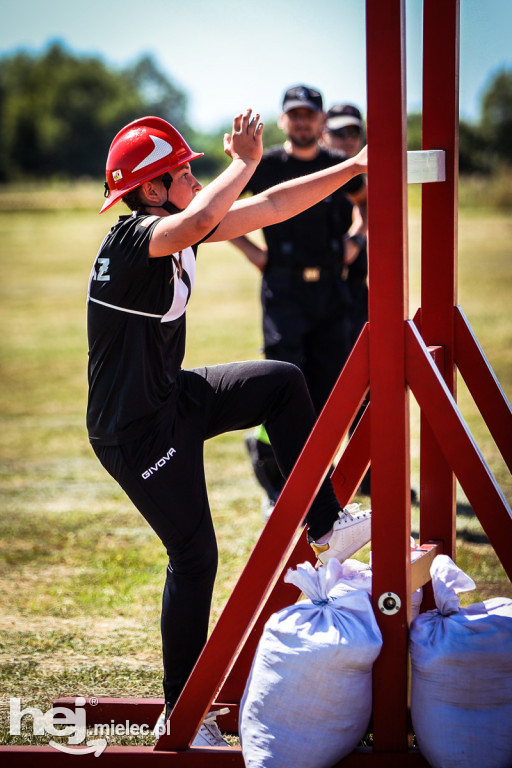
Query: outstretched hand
224,109,264,164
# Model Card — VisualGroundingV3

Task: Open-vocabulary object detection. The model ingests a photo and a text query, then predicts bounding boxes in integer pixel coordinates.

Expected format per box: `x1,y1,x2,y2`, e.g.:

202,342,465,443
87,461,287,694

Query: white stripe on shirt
88,297,164,319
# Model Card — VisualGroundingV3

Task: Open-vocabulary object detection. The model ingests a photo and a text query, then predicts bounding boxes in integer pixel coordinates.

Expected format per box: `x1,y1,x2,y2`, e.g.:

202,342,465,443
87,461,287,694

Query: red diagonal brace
406,320,512,578
454,305,512,470
331,400,371,505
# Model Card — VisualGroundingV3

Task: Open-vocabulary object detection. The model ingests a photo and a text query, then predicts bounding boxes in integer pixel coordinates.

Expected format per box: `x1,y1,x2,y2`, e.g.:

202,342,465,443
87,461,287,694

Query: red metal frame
366,0,412,750
418,0,460,569
3,0,511,764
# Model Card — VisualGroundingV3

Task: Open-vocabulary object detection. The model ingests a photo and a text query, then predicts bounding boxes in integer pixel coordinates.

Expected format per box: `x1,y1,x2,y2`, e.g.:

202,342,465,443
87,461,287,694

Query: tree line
0,42,207,182
1,41,511,183
407,65,512,174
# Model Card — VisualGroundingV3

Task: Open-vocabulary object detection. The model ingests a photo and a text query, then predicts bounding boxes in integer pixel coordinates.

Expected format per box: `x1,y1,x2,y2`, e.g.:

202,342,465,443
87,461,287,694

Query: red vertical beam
419,0,460,558
366,0,411,752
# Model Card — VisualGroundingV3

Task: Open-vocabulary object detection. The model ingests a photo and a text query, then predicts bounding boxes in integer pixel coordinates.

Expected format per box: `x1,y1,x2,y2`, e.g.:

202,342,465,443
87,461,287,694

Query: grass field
0,181,511,747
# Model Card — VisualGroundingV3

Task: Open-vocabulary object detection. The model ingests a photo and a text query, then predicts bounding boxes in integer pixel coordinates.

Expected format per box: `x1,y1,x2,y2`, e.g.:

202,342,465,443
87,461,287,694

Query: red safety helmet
100,116,203,213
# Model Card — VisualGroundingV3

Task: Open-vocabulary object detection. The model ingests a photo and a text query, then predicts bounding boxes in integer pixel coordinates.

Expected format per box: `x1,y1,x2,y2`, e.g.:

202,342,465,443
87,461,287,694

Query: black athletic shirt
87,211,197,445
243,146,364,269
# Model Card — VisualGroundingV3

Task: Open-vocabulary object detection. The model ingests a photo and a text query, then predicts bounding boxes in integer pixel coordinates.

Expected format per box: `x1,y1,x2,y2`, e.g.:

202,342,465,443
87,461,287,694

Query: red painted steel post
419,0,460,558
366,0,412,752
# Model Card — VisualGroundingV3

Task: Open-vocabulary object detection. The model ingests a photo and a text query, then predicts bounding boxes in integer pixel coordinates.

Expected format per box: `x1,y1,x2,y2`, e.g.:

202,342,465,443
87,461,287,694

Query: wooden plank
410,542,442,592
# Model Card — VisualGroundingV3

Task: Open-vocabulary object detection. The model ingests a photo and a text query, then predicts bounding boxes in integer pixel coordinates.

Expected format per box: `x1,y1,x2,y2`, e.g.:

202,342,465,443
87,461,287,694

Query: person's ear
277,113,287,132
141,179,164,206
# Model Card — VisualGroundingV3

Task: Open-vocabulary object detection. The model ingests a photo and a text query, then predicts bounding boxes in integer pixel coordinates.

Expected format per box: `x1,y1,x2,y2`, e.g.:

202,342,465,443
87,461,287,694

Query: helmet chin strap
139,172,181,215
160,172,181,214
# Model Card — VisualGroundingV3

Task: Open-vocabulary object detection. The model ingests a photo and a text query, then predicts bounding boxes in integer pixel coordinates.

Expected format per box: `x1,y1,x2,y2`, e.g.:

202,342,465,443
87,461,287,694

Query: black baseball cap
326,104,364,132
282,85,323,113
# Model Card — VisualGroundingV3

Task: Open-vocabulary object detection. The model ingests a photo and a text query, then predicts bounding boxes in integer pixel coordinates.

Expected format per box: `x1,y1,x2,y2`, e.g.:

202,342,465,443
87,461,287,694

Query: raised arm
205,146,368,244
148,110,263,257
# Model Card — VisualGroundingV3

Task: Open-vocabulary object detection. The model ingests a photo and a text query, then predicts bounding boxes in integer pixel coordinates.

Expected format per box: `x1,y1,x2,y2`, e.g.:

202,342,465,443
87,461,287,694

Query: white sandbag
410,554,512,768
239,559,383,768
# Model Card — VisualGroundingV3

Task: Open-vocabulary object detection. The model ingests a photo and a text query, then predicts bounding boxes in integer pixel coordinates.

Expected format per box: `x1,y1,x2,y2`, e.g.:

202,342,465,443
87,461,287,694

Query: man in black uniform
323,103,371,494
322,103,368,351
87,111,370,743
231,86,367,514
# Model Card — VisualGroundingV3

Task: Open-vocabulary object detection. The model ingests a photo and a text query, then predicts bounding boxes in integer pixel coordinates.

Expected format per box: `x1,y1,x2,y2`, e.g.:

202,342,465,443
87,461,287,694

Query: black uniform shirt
243,146,364,269
87,212,196,445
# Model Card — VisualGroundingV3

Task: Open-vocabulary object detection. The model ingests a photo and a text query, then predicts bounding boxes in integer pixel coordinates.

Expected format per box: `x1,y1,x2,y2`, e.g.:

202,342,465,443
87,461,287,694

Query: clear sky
2,0,512,132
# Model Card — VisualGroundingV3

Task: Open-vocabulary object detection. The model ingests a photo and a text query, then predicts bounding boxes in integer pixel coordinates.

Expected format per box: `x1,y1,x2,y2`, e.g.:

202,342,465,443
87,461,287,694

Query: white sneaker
192,708,231,747
153,706,230,746
310,504,371,565
261,496,275,523
152,707,169,739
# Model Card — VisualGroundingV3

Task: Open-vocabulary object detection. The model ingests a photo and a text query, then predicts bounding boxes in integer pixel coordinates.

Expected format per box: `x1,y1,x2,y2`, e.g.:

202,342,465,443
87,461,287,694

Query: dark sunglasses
331,125,362,139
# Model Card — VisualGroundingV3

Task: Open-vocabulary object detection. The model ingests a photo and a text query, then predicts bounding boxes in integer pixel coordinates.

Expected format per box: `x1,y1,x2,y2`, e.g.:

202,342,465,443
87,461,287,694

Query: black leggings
93,359,339,708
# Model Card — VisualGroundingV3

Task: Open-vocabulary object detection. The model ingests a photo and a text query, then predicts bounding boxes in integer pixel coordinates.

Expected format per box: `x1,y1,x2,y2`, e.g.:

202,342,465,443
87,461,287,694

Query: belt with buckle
265,265,340,282
302,267,322,282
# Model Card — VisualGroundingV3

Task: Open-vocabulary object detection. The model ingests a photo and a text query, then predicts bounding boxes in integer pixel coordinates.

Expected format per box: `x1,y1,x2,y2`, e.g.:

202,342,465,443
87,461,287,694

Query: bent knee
166,540,218,580
262,358,306,388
